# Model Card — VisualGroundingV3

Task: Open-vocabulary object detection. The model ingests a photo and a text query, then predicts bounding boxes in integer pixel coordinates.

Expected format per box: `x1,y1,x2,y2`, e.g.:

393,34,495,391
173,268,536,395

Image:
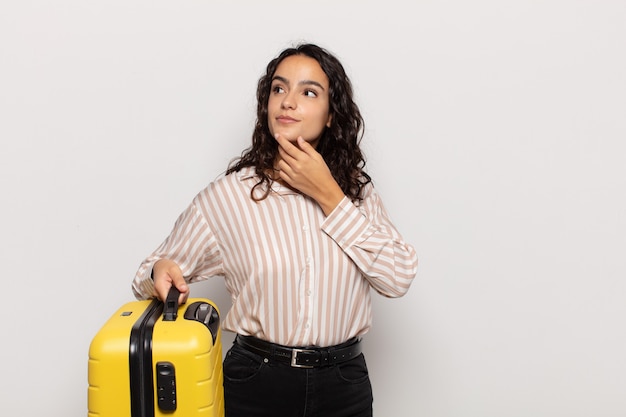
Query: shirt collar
236,166,302,197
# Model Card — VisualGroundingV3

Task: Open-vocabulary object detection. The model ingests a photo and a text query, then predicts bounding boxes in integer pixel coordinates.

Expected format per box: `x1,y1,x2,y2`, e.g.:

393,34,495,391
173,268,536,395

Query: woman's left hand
275,134,345,215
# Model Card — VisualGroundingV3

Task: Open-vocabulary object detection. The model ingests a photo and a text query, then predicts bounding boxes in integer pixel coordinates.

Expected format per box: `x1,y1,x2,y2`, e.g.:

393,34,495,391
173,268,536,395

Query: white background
1,1,625,416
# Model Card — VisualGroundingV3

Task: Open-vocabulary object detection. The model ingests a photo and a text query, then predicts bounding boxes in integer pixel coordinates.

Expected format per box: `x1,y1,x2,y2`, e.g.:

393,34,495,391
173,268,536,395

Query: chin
273,130,298,142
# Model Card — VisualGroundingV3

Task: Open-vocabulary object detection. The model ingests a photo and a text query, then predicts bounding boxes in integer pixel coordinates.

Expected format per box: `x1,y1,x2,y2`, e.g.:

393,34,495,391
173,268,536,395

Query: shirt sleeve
321,187,418,298
131,196,224,300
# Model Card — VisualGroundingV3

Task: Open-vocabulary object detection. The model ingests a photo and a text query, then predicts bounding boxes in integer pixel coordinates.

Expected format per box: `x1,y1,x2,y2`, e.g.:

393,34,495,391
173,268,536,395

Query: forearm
131,197,222,300
322,195,418,297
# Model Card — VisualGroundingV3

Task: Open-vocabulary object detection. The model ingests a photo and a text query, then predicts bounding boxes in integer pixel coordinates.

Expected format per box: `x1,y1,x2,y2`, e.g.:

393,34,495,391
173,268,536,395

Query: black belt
235,335,362,368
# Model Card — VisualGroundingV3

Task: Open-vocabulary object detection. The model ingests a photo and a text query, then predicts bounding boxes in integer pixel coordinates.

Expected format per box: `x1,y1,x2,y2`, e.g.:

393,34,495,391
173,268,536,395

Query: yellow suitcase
88,288,224,417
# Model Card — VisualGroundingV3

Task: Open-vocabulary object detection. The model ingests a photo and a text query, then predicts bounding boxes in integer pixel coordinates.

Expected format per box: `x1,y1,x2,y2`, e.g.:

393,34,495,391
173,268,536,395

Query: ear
326,113,333,128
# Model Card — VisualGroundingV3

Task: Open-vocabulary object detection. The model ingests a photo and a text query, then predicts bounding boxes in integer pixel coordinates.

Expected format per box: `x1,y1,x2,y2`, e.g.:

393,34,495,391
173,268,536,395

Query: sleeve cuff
321,196,371,249
132,261,158,300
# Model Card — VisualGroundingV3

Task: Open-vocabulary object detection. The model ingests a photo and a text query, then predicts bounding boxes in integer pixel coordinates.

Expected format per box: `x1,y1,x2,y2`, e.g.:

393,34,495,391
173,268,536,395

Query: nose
281,91,296,109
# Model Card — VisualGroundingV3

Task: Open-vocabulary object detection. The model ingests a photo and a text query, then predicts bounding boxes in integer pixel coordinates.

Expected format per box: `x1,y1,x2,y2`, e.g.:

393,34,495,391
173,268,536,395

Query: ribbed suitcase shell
88,295,224,417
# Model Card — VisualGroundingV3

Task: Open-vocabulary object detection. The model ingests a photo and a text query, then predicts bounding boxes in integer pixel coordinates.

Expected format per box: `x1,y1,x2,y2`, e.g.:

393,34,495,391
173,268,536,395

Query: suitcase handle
162,286,180,321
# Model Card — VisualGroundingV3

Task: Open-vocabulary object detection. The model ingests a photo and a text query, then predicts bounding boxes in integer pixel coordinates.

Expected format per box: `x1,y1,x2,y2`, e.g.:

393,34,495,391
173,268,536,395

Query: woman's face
267,55,332,149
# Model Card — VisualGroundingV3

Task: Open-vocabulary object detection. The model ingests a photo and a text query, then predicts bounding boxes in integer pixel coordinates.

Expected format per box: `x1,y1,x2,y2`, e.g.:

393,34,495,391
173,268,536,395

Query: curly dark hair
226,43,371,202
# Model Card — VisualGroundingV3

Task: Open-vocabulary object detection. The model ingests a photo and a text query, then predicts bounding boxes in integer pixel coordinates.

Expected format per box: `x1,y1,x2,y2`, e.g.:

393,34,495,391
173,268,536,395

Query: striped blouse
132,166,418,347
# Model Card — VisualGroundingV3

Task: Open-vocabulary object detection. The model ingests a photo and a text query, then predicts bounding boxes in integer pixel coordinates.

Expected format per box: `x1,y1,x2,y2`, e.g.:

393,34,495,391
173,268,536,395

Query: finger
170,273,189,304
179,291,189,305
275,133,303,159
154,279,172,302
153,260,188,301
296,136,317,156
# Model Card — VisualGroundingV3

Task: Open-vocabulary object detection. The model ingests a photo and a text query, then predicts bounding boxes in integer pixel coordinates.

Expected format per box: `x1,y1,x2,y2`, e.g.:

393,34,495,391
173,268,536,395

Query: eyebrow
271,75,326,91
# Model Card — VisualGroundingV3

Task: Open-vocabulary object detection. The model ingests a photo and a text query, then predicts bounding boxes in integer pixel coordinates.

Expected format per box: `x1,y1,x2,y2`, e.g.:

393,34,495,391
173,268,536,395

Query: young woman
132,43,418,417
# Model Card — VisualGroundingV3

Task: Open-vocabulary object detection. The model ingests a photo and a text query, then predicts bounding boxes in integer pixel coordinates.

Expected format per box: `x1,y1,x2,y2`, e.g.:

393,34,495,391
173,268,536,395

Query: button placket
297,194,315,339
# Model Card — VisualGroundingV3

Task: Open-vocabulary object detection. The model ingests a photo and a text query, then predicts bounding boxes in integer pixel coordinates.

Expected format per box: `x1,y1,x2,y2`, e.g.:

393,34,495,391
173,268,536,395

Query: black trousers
223,341,373,417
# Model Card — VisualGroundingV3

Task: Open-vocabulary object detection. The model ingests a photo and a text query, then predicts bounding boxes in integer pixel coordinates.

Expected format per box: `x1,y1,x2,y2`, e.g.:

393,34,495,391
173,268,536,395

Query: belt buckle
291,348,316,368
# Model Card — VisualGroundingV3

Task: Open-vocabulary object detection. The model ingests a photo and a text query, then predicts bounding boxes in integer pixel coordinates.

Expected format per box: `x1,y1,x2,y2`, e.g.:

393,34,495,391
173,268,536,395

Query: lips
276,115,298,123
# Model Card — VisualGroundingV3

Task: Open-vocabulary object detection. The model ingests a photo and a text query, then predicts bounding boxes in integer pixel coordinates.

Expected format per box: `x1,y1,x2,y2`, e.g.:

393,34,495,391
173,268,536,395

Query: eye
304,89,318,98
271,84,285,94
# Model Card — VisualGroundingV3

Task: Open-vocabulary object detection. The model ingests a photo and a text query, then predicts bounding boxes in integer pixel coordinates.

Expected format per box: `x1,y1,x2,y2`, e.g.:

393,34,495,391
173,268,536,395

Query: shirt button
306,289,312,296
302,225,309,231
305,322,310,329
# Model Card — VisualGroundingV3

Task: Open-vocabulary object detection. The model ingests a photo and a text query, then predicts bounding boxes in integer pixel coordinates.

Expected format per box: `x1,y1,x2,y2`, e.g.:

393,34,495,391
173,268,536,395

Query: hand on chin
273,130,298,143
273,132,301,148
